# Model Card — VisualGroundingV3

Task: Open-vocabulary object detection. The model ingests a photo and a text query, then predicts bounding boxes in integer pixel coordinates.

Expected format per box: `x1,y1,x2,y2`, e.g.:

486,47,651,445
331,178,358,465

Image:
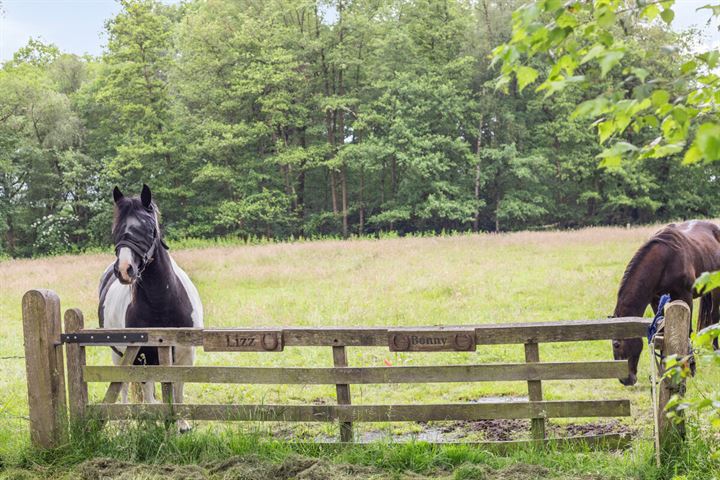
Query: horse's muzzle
114,262,136,284
618,373,637,386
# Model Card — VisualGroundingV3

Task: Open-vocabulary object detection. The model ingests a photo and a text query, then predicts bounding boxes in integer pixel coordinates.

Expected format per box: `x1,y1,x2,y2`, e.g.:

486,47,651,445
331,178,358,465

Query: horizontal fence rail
83,361,629,384
87,400,631,422
63,317,651,349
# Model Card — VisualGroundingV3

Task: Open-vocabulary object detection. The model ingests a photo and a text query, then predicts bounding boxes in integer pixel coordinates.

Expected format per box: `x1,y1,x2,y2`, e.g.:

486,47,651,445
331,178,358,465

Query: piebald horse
612,220,720,386
98,185,203,431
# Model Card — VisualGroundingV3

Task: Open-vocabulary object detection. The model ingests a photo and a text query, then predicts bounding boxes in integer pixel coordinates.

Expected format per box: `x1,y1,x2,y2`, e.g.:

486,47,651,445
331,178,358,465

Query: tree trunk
337,2,348,238
341,167,348,238
473,116,483,232
359,166,365,234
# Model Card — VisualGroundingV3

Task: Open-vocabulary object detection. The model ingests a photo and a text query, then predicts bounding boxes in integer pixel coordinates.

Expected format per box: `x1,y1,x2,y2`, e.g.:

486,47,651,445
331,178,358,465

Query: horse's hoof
177,419,192,433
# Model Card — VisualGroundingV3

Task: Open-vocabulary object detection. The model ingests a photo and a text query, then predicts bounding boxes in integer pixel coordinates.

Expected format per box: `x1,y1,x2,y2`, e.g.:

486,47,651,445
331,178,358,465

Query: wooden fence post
158,346,174,404
22,289,67,448
658,300,691,461
333,346,353,442
64,308,88,425
524,341,545,440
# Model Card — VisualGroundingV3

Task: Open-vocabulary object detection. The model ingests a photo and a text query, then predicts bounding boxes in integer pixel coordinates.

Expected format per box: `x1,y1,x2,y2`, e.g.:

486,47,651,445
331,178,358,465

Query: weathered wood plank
22,289,67,449
388,328,475,351
658,301,691,463
64,308,88,424
525,342,545,440
87,400,631,422
333,346,353,442
158,346,173,404
203,330,283,352
67,319,650,348
83,361,629,384
282,328,389,347
72,328,204,347
474,318,650,345
102,346,140,404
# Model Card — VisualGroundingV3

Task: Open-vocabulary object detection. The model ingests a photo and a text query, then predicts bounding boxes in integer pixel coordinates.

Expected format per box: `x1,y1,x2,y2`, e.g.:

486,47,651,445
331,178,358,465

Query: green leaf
572,97,609,118
580,45,605,65
599,50,625,77
516,66,539,91
660,8,675,24
694,270,720,294
641,4,661,20
698,50,720,69
597,120,615,144
681,60,697,74
695,123,720,162
631,67,649,82
651,89,670,107
683,145,702,164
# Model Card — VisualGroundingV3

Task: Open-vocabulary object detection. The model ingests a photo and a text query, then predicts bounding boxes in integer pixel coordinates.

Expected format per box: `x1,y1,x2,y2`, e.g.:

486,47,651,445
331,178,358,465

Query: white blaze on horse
98,184,203,431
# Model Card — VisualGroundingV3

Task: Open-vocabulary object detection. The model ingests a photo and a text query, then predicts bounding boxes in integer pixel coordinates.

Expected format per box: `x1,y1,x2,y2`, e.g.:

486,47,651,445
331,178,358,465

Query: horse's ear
141,184,152,209
113,186,124,204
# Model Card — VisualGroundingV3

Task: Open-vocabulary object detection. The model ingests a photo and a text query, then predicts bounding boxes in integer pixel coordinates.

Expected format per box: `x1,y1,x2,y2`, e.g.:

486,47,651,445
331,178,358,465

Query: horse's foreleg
173,346,194,432
111,349,129,404
141,382,159,404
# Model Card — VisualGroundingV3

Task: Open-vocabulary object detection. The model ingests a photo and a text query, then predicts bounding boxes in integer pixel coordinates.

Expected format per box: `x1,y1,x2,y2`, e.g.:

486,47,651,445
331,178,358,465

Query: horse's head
111,184,160,285
612,337,643,386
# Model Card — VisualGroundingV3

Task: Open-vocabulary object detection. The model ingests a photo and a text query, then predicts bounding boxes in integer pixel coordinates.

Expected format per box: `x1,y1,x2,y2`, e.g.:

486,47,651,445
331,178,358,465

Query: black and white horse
98,184,203,431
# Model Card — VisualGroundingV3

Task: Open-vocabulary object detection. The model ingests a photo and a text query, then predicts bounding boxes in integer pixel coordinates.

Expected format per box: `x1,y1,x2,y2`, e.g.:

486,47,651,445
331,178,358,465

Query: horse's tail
698,292,713,333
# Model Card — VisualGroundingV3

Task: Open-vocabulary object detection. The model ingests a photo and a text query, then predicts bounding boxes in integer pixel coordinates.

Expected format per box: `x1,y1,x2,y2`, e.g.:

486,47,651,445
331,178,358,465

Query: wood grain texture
72,328,203,347
22,289,67,448
525,342,545,440
87,400,631,422
203,330,283,352
83,361,629,384
333,346,353,442
67,318,650,348
474,318,651,344
64,308,87,424
158,346,173,404
388,328,475,351
658,301,691,460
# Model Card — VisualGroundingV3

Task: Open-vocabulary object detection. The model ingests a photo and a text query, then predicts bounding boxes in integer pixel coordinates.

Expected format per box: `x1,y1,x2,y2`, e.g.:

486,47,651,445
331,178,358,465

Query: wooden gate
21,289,690,452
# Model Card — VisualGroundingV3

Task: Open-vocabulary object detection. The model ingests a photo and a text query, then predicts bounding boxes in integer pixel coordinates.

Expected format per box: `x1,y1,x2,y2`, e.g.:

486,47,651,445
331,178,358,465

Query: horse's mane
617,225,686,295
112,197,162,235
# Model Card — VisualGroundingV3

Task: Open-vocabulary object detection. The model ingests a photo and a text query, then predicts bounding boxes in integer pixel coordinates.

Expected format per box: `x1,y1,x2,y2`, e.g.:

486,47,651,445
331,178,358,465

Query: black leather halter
114,213,168,275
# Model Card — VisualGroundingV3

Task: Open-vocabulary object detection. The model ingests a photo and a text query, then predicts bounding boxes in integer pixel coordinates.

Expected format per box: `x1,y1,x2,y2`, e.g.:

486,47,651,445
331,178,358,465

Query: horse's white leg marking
111,349,129,404
173,345,194,432
142,382,159,404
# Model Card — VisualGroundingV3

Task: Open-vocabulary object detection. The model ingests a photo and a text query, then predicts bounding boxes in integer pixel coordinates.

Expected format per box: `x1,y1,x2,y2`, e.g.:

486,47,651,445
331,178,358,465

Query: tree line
2,0,720,257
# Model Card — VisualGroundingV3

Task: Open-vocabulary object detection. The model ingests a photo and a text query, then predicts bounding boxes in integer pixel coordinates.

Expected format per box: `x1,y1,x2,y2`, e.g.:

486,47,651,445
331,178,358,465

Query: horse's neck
614,244,666,317
133,245,178,308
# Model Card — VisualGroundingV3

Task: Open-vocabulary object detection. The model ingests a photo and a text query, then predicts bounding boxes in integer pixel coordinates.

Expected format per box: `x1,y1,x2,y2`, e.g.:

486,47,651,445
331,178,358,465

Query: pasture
1,226,719,479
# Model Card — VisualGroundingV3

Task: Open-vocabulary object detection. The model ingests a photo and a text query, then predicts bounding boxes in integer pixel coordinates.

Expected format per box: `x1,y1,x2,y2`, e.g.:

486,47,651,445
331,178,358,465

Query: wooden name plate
388,328,476,351
203,330,284,352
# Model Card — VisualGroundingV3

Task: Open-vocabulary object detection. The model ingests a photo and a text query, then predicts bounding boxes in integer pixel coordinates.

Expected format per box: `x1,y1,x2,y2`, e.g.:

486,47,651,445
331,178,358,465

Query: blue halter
647,293,671,344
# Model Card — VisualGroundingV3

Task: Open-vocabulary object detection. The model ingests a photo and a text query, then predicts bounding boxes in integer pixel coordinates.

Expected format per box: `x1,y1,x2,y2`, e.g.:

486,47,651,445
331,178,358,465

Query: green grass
0,226,718,478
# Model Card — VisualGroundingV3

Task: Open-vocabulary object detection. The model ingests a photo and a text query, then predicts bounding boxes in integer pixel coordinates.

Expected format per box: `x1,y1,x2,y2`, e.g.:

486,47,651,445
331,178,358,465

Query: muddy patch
559,419,634,438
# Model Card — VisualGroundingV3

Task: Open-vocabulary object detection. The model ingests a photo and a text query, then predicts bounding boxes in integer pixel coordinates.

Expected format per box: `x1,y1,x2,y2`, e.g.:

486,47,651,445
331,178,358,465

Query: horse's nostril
127,265,134,277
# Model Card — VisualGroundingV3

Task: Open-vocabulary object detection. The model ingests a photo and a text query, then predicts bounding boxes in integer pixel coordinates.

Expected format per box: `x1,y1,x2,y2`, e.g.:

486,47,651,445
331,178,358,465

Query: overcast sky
0,0,718,64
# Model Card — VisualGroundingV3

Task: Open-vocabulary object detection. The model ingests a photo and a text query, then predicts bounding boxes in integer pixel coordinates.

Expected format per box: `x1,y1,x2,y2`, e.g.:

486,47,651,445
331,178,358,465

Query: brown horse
612,220,720,386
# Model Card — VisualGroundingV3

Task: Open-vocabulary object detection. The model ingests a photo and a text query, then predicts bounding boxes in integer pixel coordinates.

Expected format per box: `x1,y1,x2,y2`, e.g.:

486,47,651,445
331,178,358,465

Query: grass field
1,226,718,479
